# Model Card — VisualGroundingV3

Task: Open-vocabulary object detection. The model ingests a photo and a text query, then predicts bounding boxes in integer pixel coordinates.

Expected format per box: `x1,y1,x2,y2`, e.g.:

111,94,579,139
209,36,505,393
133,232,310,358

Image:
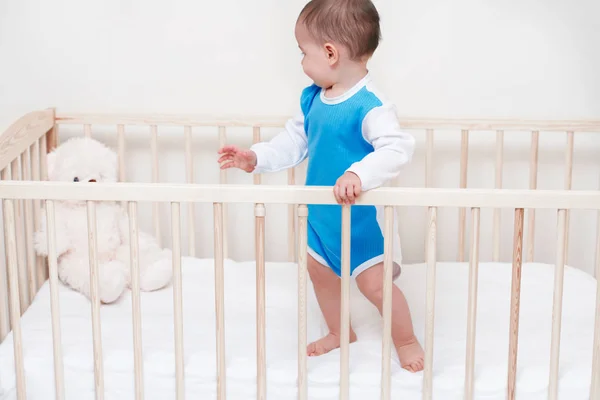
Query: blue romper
251,73,414,278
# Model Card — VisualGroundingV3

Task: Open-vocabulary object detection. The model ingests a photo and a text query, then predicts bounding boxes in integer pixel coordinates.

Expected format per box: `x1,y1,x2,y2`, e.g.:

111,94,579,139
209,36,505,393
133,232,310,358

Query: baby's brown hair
298,0,381,60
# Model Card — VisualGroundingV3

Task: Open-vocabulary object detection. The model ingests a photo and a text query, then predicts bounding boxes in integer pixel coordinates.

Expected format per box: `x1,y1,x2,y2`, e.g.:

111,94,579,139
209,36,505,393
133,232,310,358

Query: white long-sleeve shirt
250,73,415,191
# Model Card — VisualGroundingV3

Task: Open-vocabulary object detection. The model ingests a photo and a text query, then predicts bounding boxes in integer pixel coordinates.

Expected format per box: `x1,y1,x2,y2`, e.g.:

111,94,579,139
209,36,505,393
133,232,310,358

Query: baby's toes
409,360,424,373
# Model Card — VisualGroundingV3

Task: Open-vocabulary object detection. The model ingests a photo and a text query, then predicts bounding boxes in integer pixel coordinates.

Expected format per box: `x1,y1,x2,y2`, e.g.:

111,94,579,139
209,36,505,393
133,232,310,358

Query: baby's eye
73,177,79,182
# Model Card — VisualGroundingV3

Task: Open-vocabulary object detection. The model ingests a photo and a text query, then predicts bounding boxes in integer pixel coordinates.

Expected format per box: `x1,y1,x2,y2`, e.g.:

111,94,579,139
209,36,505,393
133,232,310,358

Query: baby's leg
306,254,357,356
355,263,424,372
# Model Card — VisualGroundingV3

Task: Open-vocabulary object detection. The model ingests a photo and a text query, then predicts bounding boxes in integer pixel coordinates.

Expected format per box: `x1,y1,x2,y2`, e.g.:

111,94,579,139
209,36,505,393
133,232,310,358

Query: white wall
1,0,600,274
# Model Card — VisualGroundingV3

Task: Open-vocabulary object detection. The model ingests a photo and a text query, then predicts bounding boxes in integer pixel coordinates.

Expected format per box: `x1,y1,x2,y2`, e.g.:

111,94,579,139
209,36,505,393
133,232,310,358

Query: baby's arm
250,111,308,173
345,104,415,191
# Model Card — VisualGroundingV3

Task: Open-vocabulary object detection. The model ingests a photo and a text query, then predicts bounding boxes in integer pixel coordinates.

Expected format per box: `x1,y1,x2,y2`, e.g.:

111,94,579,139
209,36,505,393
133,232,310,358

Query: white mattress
0,258,597,399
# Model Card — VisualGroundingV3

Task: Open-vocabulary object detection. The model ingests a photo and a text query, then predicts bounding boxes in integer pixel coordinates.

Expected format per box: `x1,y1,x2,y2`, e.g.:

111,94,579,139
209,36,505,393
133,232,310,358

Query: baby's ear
46,151,56,181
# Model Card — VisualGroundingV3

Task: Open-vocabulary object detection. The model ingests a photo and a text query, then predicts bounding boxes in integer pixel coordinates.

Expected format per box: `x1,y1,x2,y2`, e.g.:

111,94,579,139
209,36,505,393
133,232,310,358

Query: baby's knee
356,275,384,303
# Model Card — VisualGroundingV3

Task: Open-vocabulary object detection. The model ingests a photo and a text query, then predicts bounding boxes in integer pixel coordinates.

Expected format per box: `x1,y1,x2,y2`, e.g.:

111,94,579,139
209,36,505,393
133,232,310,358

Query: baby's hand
218,145,257,172
334,172,362,205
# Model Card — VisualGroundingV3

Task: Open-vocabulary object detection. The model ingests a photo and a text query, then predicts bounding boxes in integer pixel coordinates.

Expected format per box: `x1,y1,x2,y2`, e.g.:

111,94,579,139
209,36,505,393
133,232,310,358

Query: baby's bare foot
396,336,424,372
307,331,357,357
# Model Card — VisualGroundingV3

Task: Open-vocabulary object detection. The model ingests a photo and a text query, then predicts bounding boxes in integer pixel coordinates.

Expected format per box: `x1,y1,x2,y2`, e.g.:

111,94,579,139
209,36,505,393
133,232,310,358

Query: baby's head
295,0,381,88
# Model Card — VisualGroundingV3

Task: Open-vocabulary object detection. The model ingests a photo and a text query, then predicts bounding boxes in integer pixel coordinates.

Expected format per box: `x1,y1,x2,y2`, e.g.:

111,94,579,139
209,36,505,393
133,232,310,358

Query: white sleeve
249,111,308,173
345,104,415,191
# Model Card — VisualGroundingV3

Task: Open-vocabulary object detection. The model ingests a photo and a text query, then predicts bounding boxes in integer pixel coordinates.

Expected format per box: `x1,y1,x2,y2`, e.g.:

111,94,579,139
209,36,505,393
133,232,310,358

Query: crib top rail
1,180,600,210
398,117,600,132
55,112,600,132
0,109,54,170
55,113,290,128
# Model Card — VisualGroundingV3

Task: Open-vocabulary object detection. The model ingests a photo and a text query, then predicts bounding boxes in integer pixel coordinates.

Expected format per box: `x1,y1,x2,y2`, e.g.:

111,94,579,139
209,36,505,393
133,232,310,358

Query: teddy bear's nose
88,179,97,183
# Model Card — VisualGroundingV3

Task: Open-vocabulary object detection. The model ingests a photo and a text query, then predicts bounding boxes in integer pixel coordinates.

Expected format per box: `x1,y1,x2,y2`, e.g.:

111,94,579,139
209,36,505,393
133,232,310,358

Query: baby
218,0,423,372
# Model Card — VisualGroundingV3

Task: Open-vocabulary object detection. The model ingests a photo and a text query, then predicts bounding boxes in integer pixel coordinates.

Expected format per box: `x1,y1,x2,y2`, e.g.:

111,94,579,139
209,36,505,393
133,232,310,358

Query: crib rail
54,112,600,269
2,181,600,208
1,182,600,400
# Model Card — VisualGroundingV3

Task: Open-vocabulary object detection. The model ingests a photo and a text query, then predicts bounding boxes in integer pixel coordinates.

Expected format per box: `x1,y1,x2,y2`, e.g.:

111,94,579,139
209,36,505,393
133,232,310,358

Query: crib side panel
52,113,600,271
0,110,57,343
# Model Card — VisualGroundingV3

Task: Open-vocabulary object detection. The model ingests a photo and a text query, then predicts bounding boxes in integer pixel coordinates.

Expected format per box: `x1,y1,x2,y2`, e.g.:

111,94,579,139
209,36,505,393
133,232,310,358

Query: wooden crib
0,109,600,400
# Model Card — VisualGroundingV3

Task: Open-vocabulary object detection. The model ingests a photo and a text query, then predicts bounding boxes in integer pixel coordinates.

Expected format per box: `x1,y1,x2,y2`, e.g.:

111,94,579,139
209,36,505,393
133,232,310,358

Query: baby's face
295,22,336,89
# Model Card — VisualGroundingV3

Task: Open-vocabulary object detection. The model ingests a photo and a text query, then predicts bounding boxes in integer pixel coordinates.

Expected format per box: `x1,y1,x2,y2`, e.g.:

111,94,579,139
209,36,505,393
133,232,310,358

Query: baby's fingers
350,183,361,204
219,160,237,170
338,183,350,205
333,184,342,204
346,184,356,204
217,153,235,164
218,144,239,154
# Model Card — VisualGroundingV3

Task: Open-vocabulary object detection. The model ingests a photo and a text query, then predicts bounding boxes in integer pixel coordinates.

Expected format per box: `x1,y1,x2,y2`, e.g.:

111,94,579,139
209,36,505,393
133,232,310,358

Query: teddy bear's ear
46,151,56,181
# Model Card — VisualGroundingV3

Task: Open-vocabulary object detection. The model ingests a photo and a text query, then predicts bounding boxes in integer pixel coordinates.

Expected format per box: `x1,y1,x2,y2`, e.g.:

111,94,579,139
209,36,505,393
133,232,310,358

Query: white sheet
0,258,597,399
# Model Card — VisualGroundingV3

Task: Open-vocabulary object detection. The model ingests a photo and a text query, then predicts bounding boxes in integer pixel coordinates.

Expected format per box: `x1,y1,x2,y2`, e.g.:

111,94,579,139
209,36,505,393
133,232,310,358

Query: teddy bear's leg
58,252,126,304
116,234,172,292
98,260,128,303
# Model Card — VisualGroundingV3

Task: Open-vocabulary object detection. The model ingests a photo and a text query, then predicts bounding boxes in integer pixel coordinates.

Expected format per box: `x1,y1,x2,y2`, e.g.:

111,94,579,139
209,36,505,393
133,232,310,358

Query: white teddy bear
34,137,173,304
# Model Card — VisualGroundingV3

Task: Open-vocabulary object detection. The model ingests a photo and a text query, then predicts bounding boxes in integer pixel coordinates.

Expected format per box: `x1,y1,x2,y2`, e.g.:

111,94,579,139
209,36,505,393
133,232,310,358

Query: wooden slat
12,158,28,313
288,169,296,262
0,168,10,340
526,131,539,262
184,126,196,257
171,202,184,400
117,125,126,182
87,201,105,399
493,130,504,261
253,127,261,185
117,125,126,208
297,205,308,400
150,125,161,248
507,208,524,400
464,207,480,400
255,203,266,400
214,202,226,400
423,206,437,400
128,202,144,400
31,140,42,288
45,200,65,400
39,135,50,285
548,209,567,400
218,127,229,259
425,129,434,188
22,148,37,302
458,130,469,261
380,206,394,400
591,208,600,399
563,132,574,265
340,205,351,399
4,199,26,399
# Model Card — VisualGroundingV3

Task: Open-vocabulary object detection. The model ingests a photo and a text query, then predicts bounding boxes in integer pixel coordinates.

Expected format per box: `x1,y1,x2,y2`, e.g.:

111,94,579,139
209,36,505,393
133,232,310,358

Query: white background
1,0,600,274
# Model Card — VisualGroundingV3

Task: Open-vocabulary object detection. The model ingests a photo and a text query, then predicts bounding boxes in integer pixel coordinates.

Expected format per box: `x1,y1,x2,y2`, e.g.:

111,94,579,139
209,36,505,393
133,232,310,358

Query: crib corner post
46,108,58,152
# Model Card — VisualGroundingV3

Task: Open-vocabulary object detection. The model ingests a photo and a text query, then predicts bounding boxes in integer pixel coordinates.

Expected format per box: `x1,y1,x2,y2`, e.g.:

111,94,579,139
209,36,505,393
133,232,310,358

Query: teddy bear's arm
33,207,71,257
